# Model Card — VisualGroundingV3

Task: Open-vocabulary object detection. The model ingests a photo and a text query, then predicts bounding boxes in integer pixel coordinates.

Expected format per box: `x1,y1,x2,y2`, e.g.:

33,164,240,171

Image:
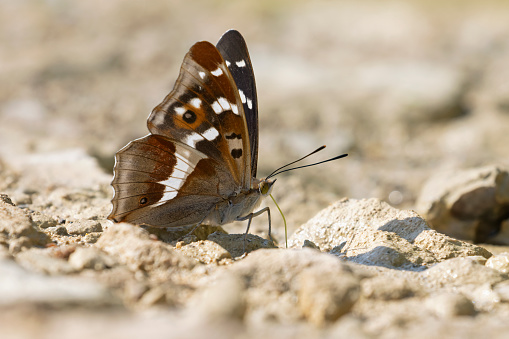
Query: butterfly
108,30,347,243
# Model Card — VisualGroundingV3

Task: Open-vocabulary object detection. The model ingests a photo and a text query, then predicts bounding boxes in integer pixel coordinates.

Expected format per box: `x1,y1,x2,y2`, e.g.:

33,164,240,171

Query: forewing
108,134,236,227
147,41,251,188
216,30,259,178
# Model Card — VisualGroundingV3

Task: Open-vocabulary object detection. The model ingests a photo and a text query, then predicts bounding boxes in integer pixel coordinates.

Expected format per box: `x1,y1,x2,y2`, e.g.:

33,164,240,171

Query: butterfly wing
108,134,237,227
147,40,252,189
216,30,259,178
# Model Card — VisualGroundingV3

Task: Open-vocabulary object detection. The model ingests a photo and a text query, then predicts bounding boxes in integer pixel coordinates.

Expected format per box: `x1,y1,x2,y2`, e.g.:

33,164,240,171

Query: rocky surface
416,165,509,244
2,0,509,338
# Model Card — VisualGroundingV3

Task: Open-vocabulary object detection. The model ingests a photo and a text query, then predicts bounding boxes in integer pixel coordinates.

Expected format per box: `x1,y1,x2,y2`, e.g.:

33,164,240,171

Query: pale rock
46,225,68,235
416,165,509,243
83,232,103,243
95,223,197,272
485,252,509,274
68,246,117,270
291,198,490,270
66,220,103,235
423,257,506,287
0,197,50,253
30,212,59,229
226,248,360,324
176,240,231,264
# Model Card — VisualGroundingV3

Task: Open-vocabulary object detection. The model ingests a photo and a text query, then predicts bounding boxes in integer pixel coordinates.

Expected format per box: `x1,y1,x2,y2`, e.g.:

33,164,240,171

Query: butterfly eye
260,182,269,195
139,197,148,205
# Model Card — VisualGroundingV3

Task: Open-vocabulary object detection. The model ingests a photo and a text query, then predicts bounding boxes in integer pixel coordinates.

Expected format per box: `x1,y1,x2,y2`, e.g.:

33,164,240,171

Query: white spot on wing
211,101,222,114
236,60,246,67
225,60,231,67
218,97,231,110
212,97,235,114
190,98,201,108
202,127,219,141
247,98,253,110
238,90,247,104
182,132,203,147
211,67,223,77
174,106,186,116
231,104,239,115
199,71,206,79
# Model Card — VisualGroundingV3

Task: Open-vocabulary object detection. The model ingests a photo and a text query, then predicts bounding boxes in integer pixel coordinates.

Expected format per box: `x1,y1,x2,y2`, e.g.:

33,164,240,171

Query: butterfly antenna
268,153,348,178
266,146,327,179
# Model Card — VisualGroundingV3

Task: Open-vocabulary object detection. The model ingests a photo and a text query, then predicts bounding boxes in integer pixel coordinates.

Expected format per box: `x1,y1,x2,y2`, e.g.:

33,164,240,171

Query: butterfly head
255,178,276,196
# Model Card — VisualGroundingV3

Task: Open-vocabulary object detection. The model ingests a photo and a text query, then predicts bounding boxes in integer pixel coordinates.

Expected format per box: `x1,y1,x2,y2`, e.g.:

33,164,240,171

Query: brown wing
147,41,252,189
108,134,236,227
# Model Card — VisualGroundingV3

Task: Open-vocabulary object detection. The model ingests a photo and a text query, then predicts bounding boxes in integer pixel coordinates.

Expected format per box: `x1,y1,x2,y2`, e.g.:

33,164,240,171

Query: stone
66,220,103,235
95,223,197,272
68,246,117,270
31,212,59,229
46,225,68,235
485,252,509,274
226,248,360,324
416,165,509,243
423,257,507,287
176,240,232,264
0,198,50,253
83,232,103,243
291,198,490,270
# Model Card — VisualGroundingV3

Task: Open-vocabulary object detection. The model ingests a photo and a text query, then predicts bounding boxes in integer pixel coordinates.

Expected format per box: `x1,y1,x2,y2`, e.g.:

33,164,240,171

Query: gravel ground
1,1,509,338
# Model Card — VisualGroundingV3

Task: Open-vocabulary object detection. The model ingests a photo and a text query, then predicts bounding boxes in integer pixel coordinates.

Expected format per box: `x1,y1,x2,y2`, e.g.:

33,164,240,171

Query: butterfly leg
237,207,273,253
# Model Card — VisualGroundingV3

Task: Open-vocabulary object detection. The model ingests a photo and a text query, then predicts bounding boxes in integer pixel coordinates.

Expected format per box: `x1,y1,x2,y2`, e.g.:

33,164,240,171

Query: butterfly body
108,30,274,234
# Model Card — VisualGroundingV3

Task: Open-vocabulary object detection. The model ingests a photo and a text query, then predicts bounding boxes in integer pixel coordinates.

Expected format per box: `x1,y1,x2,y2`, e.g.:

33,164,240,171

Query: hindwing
108,134,236,227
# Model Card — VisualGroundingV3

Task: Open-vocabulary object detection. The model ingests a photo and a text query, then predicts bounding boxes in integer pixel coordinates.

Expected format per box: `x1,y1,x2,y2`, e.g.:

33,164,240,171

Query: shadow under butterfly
108,29,347,247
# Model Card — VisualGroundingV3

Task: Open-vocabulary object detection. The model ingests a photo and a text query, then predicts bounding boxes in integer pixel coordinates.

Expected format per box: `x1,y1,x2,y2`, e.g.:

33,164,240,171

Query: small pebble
486,252,509,274
46,226,68,235
66,220,103,235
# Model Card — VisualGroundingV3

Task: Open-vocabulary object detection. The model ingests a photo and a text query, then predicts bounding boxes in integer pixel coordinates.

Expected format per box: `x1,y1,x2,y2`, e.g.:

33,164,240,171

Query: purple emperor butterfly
108,30,347,241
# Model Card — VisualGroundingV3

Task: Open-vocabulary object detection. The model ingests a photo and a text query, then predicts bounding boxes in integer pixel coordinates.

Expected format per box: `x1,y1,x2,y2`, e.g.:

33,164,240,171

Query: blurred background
1,0,509,239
